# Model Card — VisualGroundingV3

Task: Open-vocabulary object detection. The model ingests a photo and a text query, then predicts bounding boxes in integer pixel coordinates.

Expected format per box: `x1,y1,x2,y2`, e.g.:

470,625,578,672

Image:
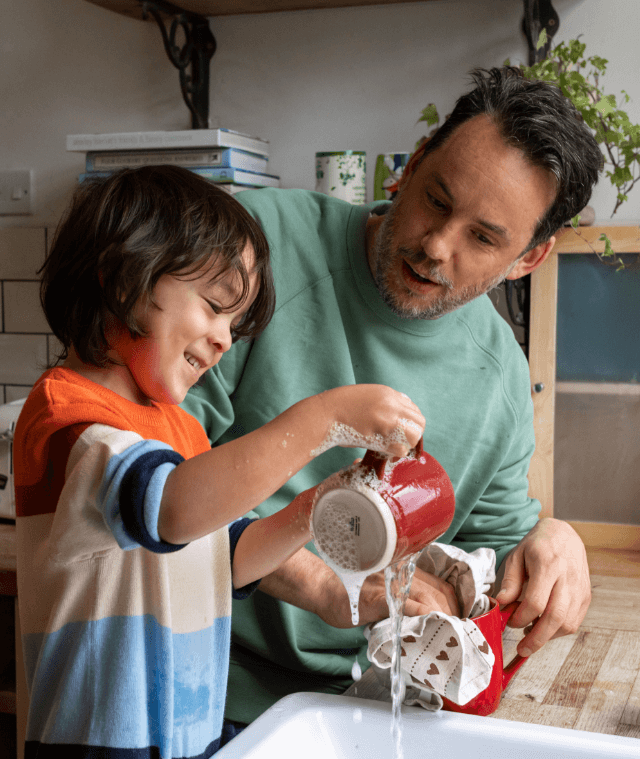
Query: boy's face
116,244,258,406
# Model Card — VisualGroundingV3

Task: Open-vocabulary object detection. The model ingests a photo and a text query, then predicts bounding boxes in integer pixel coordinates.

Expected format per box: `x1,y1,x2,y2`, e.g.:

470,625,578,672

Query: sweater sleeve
228,518,261,599
66,425,188,554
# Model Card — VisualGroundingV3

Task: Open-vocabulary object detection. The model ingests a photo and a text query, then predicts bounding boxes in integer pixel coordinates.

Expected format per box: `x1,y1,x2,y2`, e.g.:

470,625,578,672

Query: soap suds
311,420,417,458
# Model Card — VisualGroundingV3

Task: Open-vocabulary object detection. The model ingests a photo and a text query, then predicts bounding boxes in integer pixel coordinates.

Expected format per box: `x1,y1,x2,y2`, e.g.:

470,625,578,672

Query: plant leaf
418,104,439,127
536,29,548,50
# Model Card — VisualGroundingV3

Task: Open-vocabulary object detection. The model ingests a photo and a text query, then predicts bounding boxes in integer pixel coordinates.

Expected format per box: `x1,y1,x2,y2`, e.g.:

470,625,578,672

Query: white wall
1,0,640,228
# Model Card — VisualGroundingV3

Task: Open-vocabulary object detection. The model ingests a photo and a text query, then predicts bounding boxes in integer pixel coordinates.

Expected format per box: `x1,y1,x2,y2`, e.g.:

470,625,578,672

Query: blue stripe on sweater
23,615,231,759
97,440,185,553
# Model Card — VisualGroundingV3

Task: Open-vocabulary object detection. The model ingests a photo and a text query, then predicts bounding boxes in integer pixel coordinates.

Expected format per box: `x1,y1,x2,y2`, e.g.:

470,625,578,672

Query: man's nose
421,223,455,263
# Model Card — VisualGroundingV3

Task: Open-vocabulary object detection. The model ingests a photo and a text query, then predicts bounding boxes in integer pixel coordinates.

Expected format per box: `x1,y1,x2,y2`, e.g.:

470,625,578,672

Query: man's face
369,115,557,320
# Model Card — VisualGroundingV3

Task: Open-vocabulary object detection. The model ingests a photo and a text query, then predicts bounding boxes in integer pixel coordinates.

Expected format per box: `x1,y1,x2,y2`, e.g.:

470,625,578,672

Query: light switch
0,170,32,215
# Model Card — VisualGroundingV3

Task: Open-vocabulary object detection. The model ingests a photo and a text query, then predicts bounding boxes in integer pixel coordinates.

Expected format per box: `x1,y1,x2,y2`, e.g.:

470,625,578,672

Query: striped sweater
14,367,255,759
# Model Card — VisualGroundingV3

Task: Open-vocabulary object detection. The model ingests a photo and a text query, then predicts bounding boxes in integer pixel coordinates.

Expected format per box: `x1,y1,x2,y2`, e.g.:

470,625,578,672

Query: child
14,165,424,759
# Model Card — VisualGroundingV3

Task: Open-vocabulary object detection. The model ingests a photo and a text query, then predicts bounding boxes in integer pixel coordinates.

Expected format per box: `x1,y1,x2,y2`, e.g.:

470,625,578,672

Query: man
182,67,602,725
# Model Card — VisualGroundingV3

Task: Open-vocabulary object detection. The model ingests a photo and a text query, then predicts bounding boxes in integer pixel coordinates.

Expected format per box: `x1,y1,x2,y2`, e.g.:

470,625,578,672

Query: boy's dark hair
41,165,275,367
418,66,603,252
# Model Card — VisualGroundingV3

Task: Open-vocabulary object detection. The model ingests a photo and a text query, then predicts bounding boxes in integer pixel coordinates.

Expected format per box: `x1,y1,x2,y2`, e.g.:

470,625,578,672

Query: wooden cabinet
528,225,640,555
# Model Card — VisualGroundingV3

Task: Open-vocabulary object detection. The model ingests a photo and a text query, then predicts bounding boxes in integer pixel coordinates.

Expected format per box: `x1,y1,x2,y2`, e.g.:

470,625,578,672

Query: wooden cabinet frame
528,224,640,551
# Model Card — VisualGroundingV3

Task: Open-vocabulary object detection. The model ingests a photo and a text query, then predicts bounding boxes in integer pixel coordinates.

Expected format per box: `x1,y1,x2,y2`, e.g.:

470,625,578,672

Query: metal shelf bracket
142,0,216,128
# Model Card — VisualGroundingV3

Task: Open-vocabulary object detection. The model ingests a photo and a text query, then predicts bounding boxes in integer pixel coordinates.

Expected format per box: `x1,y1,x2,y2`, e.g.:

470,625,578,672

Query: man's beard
371,202,516,320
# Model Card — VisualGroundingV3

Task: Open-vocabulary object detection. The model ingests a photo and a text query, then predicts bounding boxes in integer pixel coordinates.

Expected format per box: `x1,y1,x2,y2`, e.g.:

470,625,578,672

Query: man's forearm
257,546,335,615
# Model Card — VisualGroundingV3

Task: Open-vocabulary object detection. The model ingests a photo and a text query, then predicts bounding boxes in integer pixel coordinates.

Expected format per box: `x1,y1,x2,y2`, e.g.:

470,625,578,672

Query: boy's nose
209,322,233,354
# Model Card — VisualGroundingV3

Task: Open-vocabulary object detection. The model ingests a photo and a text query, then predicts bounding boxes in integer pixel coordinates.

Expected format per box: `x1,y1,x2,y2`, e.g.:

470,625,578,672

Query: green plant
417,34,640,268
518,33,640,221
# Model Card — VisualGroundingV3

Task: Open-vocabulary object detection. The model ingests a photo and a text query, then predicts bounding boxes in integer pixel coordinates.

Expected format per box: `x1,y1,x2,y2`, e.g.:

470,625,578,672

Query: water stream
384,554,419,759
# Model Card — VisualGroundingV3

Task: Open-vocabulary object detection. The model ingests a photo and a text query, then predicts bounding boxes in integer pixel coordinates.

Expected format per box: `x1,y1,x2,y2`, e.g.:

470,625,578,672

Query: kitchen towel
364,542,497,710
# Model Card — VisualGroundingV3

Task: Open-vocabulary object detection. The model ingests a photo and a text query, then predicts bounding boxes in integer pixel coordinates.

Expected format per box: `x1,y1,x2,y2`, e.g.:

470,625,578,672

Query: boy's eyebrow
434,174,510,241
209,269,251,309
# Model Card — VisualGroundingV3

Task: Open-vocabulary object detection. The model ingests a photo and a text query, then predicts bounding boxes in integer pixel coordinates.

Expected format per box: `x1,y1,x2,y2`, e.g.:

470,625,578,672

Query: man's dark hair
419,66,602,251
41,164,275,367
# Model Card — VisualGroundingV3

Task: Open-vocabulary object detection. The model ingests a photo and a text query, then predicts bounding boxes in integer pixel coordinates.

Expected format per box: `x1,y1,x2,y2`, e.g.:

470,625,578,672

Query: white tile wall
0,229,46,279
0,227,50,402
3,281,48,333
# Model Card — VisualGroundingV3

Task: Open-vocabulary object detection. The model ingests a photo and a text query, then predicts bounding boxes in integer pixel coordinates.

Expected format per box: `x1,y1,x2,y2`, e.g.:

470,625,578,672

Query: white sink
216,692,639,758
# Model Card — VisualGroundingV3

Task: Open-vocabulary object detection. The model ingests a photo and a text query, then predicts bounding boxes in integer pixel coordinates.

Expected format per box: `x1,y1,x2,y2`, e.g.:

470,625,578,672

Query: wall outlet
0,170,32,215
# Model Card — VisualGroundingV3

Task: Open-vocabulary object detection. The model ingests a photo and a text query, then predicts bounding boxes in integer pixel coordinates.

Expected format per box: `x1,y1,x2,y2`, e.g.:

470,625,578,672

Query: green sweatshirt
182,188,540,723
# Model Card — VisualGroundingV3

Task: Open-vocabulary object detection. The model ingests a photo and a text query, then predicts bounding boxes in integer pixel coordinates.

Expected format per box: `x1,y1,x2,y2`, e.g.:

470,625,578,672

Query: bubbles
310,421,411,458
310,462,394,626
313,501,360,571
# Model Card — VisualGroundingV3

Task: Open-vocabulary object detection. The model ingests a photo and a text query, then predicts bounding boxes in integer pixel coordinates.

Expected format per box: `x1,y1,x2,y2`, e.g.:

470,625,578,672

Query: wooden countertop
344,573,640,740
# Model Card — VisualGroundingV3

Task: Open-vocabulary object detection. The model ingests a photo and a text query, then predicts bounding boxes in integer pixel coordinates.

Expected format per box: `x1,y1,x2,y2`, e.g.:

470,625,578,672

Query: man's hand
259,548,460,629
495,518,591,657
311,564,460,629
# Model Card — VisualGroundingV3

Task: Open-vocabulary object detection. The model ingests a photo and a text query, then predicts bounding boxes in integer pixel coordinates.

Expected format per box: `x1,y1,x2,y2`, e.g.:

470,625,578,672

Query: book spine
67,130,269,157
79,168,279,188
190,168,280,187
85,148,268,173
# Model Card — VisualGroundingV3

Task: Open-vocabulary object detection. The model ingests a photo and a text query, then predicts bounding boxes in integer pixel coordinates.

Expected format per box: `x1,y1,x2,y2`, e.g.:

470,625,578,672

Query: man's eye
475,232,492,245
427,193,447,211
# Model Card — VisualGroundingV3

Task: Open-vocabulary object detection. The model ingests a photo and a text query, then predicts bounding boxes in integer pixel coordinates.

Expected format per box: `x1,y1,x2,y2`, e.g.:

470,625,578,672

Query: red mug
442,598,527,716
311,439,456,574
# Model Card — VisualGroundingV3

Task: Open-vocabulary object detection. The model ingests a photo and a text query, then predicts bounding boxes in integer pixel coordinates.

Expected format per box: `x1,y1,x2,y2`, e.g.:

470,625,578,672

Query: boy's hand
321,384,425,458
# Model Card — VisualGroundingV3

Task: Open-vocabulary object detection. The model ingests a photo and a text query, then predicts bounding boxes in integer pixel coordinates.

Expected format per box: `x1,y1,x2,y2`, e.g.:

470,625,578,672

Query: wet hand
322,384,425,458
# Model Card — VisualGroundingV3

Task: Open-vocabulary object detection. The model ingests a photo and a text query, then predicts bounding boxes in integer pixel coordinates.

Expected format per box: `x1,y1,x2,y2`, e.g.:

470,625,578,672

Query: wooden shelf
553,224,640,254
86,0,433,20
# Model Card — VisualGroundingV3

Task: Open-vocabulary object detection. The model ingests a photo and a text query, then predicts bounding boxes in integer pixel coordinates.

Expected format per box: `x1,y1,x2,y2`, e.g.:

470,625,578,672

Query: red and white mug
311,439,456,574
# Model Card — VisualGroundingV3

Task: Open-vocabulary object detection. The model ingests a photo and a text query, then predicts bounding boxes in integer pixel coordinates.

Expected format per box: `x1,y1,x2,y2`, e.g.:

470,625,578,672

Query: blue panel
556,253,640,383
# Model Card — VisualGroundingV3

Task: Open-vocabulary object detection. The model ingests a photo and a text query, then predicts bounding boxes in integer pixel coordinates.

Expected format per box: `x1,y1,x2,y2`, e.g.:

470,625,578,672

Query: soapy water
311,468,386,626
385,555,419,759
312,502,369,626
311,471,419,758
310,420,420,458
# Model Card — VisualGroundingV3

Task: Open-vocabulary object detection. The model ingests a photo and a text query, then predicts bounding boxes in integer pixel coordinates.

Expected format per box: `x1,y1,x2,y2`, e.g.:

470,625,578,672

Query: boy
14,165,424,758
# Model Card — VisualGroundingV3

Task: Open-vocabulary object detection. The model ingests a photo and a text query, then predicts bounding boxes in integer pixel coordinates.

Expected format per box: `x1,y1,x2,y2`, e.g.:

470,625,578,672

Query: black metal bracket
141,0,216,129
504,276,531,358
522,0,559,65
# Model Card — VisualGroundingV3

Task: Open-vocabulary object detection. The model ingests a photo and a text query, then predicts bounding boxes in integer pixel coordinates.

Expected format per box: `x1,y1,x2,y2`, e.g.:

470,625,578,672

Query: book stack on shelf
66,128,278,194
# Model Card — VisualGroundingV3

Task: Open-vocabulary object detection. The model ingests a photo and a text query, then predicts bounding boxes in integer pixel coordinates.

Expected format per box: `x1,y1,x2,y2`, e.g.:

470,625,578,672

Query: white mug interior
312,485,397,573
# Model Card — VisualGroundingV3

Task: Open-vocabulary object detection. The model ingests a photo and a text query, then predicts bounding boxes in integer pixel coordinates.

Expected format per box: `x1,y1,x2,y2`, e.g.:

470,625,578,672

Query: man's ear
397,140,429,190
506,235,556,281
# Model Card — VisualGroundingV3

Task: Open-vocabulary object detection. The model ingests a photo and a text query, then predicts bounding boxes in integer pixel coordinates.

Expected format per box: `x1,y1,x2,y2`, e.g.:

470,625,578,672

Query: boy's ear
506,236,556,281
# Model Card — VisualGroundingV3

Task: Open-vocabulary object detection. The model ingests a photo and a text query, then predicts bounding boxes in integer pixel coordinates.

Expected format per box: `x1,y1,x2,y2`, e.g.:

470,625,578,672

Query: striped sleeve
228,518,261,600
67,425,188,553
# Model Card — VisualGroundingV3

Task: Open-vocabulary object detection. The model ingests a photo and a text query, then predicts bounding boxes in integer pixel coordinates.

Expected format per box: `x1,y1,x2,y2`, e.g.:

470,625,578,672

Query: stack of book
66,128,278,194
